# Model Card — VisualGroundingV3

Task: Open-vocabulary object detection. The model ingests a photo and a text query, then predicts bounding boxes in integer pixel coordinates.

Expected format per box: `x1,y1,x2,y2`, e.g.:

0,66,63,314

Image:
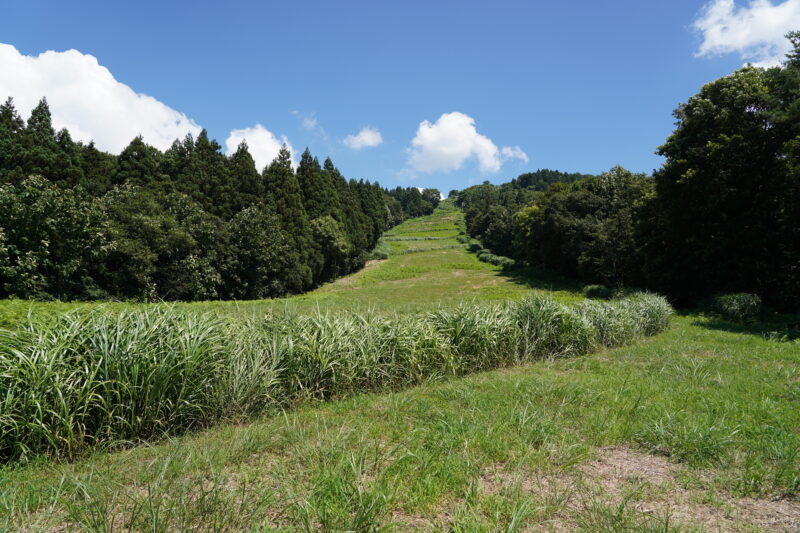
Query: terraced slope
299,200,580,311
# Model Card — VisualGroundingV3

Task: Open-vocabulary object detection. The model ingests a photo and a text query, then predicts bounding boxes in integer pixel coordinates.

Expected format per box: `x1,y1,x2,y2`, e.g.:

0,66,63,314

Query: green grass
1,315,797,531
0,201,798,531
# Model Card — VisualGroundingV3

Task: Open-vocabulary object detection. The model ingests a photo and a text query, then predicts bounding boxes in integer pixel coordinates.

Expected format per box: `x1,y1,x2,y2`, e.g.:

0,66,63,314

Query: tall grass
0,294,672,463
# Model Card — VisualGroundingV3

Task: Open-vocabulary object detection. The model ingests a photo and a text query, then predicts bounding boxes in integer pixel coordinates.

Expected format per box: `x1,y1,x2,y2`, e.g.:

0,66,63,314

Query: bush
369,242,391,260
456,235,470,244
576,299,640,347
707,293,762,322
0,293,673,462
582,284,614,299
576,293,672,346
513,295,596,358
476,249,516,268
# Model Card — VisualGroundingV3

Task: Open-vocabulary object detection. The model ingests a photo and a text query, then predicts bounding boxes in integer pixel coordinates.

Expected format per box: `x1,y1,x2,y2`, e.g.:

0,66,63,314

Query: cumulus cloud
0,43,202,153
694,0,800,67
407,112,527,174
343,127,383,149
225,124,294,172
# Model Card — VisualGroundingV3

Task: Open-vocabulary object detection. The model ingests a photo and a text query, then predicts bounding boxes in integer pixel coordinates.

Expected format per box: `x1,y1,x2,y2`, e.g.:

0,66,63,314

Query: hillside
1,203,798,532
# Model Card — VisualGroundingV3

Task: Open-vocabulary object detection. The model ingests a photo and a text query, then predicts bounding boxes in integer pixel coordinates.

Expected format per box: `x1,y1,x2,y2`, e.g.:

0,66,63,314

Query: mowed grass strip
2,316,797,531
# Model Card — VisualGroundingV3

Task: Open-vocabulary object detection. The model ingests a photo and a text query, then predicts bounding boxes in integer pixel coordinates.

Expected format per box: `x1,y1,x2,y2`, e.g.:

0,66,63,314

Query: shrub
476,249,516,268
369,242,391,260
582,284,614,299
513,295,596,358
576,299,640,347
707,293,762,322
429,304,522,373
623,292,674,336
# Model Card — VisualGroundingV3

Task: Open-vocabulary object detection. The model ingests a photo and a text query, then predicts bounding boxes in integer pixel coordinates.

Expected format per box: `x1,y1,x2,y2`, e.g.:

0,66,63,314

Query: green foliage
707,293,762,323
0,176,108,299
0,293,672,462
454,35,800,312
582,284,613,299
369,241,391,260
651,57,800,310
0,307,229,461
225,206,290,299
386,186,440,218
514,166,653,288
476,249,515,268
456,169,593,258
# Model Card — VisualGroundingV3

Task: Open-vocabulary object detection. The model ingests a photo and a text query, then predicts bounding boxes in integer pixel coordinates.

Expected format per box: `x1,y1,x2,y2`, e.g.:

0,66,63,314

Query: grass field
1,202,798,531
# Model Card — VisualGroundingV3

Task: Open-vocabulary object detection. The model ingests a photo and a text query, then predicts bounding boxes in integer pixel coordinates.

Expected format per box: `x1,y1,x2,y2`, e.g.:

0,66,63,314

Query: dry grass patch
475,447,800,532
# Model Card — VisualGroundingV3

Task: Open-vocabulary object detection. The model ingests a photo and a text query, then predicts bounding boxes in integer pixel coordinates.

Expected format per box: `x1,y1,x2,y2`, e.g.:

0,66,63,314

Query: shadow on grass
497,265,585,293
691,312,800,341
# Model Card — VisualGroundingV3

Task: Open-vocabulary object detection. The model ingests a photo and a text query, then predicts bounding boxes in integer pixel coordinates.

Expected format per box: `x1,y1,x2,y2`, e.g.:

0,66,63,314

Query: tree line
0,100,440,301
457,33,800,311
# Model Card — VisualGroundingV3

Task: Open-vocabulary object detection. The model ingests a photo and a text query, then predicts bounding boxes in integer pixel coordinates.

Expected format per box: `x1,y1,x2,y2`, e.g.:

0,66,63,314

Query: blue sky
1,1,797,192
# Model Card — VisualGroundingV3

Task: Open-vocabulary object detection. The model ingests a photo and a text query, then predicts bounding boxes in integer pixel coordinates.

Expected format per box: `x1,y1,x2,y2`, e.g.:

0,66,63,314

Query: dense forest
0,100,440,301
458,34,800,311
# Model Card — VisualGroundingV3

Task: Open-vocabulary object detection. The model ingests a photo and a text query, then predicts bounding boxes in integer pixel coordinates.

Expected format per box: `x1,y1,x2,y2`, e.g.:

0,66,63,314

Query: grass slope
1,202,798,532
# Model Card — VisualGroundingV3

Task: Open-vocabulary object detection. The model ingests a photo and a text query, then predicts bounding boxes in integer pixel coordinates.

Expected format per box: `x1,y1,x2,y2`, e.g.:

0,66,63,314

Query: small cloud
406,111,525,174
343,127,383,149
693,0,800,67
291,110,328,139
302,116,318,130
501,145,529,164
225,124,294,172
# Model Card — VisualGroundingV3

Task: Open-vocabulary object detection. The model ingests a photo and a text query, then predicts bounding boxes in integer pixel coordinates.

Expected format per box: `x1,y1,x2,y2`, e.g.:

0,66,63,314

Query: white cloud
343,127,383,149
0,43,202,153
225,124,294,172
302,116,318,130
694,0,800,67
501,145,529,164
407,112,527,174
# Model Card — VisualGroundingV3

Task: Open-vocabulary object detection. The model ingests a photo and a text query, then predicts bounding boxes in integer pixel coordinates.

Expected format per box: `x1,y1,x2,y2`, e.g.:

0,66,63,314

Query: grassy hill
1,203,798,532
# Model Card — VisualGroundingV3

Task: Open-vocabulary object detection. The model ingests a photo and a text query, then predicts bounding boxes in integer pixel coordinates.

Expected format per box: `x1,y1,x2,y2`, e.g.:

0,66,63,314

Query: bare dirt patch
477,447,800,532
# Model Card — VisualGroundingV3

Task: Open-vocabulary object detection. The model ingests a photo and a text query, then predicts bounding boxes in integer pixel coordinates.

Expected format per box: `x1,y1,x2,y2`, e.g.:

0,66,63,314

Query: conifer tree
297,148,337,219
263,146,314,290
115,136,162,187
0,98,25,183
21,98,60,182
181,129,235,219
53,128,85,188
227,140,264,213
80,141,118,196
